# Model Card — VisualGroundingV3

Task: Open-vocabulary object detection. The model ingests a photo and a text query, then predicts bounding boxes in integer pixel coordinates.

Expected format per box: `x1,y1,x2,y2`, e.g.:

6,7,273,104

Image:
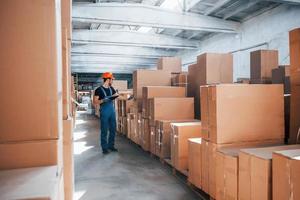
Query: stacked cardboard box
289,28,300,144
133,70,172,99
157,57,182,73
0,166,64,200
200,84,284,199
272,149,300,200
215,141,283,200
141,118,150,151
188,138,202,189
188,53,233,119
170,122,202,173
113,80,128,91
142,86,186,118
0,0,63,170
239,145,300,200
156,119,199,159
250,50,278,84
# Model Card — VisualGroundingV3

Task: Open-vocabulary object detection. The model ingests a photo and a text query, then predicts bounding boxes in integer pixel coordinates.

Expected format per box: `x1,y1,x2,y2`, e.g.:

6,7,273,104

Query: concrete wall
178,5,300,81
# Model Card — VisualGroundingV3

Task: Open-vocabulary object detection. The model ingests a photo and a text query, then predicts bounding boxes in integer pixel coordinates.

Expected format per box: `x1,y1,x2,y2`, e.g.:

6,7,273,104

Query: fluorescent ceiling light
138,27,153,33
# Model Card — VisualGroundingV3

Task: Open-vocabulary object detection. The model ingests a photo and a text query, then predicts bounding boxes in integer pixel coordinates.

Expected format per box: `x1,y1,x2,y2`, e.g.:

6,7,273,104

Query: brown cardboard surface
63,119,74,200
239,144,300,200
188,53,233,119
250,50,279,80
289,80,300,144
0,140,61,170
62,28,71,120
0,166,62,200
142,119,150,151
148,98,194,126
157,57,182,73
271,66,291,94
142,86,186,118
200,84,284,144
201,139,209,194
272,149,300,200
113,80,128,91
150,126,156,155
133,70,172,99
0,0,63,142
289,28,300,85
188,138,202,189
216,141,284,200
170,122,202,172
137,113,143,146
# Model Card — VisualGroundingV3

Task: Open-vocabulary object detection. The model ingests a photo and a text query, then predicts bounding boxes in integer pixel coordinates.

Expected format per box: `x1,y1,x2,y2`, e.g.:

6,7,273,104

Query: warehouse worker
94,72,119,155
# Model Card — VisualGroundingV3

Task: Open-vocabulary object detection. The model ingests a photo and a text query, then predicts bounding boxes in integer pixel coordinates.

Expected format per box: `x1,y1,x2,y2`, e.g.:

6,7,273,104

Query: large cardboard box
62,28,71,120
188,138,202,189
0,0,63,142
156,119,199,159
200,84,284,144
63,118,74,200
289,85,300,144
148,98,194,126
272,149,300,200
172,72,188,88
170,122,202,172
150,126,156,155
137,113,143,146
188,53,233,119
289,28,300,86
133,70,172,99
0,139,62,170
142,86,186,118
239,145,300,200
271,66,291,94
216,141,284,200
250,50,279,82
157,57,182,73
0,166,63,200
142,119,150,151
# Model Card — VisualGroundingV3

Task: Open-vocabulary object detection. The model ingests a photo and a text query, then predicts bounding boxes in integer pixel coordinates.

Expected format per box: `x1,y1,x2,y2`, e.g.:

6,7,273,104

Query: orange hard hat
102,72,114,79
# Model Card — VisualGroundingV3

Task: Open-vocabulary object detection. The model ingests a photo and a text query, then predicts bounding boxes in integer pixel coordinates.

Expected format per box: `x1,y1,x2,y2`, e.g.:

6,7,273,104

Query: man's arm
93,95,102,105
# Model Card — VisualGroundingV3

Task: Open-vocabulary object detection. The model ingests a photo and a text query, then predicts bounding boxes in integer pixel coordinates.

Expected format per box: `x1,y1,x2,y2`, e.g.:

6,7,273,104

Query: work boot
109,147,118,152
102,149,109,155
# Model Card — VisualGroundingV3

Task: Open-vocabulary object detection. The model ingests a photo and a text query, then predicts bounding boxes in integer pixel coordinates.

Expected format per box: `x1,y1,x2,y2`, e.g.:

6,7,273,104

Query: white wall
178,5,300,81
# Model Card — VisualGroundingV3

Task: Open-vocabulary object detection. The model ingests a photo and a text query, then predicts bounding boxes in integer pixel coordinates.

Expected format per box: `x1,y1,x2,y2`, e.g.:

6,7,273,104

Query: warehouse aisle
73,111,201,200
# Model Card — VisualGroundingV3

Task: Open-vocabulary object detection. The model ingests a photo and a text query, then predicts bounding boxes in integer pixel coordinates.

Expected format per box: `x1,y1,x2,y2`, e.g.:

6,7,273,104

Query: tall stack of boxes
0,0,74,199
188,53,233,119
289,28,300,144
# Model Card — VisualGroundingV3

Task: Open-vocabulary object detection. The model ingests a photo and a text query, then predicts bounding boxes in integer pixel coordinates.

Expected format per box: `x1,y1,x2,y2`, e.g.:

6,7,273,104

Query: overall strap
109,87,112,96
100,86,107,97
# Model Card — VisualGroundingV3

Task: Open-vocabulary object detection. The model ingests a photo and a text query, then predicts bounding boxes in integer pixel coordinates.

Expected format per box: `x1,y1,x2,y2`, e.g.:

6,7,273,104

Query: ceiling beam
204,0,231,15
72,65,154,73
71,55,157,66
71,45,177,59
223,0,259,20
266,0,300,4
185,0,205,11
72,3,240,33
72,30,200,49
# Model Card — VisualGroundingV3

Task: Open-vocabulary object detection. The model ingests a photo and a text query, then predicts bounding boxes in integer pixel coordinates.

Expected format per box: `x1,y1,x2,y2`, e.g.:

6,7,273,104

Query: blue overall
99,87,116,151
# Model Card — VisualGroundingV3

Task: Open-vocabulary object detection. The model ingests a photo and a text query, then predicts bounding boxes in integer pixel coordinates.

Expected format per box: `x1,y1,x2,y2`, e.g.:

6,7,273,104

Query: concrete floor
73,111,202,200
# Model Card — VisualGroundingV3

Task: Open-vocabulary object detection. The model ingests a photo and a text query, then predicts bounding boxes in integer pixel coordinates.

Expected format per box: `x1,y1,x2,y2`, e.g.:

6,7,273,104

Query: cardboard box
133,70,172,99
137,113,143,146
201,139,209,194
289,85,300,144
188,53,233,119
142,86,186,118
0,140,61,170
148,98,194,126
127,114,133,139
142,119,150,151
250,50,279,81
63,118,74,200
170,122,202,172
272,149,300,200
0,0,63,142
216,141,284,200
172,72,188,87
62,28,71,120
289,28,300,86
150,126,156,155
239,145,300,200
200,84,284,144
155,121,161,156
156,119,199,159
188,138,202,189
0,166,63,200
157,57,182,73
113,80,128,91
272,66,291,94
284,95,290,143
